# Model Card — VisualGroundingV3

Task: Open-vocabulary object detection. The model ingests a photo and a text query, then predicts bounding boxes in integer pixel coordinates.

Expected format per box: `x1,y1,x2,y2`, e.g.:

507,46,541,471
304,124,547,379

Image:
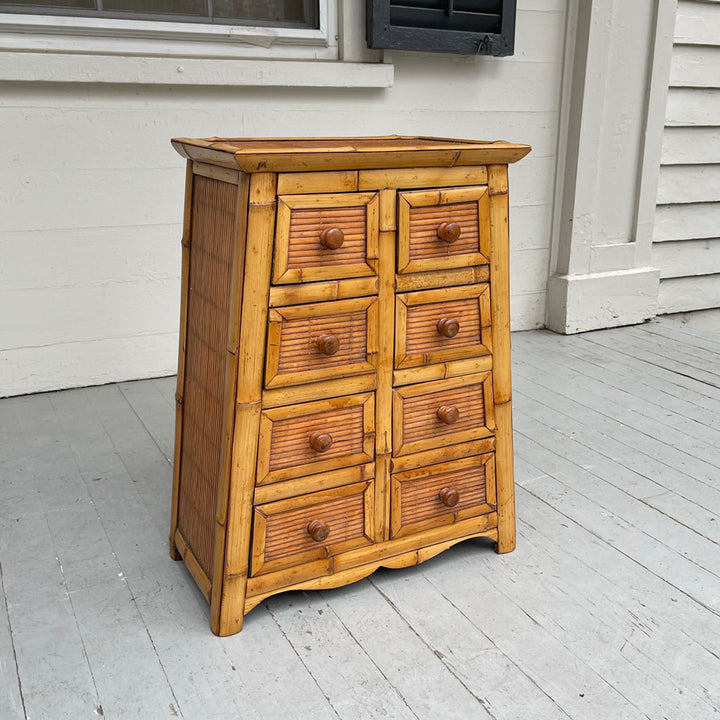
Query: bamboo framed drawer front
170,135,530,635
265,297,379,388
273,192,379,284
257,393,375,485
251,481,376,576
391,454,496,539
393,373,495,457
397,186,490,274
395,283,492,369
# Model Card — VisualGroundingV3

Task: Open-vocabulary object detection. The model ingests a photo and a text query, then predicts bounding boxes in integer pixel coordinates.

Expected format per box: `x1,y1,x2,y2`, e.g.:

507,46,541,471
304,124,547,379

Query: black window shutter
366,0,516,56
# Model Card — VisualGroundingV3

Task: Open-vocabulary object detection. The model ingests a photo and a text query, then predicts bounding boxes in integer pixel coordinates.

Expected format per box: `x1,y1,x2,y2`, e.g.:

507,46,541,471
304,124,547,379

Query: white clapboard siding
670,46,720,88
654,0,720,314
654,202,720,241
661,127,720,164
658,274,720,313
674,0,720,44
651,238,720,278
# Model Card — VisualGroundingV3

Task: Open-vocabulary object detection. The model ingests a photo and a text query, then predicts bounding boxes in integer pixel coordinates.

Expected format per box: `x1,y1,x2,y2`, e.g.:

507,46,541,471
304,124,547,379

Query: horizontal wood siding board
656,165,720,204
674,0,720,45
653,202,720,242
670,45,720,89
658,274,720,313
660,127,720,165
651,238,720,278
665,88,720,126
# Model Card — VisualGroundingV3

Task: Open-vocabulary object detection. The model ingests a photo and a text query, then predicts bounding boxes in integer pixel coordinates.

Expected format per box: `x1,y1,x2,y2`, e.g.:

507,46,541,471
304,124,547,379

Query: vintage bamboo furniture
169,136,531,636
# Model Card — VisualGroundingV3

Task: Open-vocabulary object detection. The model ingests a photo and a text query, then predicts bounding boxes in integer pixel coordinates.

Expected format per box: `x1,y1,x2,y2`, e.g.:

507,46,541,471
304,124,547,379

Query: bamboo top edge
171,135,531,172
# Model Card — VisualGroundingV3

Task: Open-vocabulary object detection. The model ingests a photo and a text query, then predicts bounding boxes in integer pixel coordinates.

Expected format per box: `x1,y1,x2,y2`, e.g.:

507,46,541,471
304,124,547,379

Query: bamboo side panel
251,481,376,576
176,174,237,580
391,454,496,539
265,297,379,388
256,393,375,484
397,186,490,274
273,192,379,284
393,372,495,457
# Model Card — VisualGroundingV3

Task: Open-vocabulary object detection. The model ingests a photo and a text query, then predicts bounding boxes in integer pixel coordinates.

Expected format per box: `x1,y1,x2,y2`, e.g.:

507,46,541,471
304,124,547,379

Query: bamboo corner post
169,136,530,635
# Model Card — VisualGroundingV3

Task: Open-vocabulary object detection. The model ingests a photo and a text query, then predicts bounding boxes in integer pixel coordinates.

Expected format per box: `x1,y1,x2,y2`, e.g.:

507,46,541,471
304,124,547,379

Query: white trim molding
545,0,677,334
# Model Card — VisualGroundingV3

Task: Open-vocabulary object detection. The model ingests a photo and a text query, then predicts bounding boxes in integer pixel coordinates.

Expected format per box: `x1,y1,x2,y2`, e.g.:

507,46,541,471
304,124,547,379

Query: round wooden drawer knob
438,487,460,507
436,317,460,338
437,405,460,425
436,222,461,244
319,227,344,249
309,431,333,453
307,520,330,543
314,334,340,356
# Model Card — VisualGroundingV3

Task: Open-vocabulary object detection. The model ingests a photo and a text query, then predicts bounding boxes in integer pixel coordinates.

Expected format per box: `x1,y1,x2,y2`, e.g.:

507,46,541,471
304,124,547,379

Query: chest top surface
171,134,531,172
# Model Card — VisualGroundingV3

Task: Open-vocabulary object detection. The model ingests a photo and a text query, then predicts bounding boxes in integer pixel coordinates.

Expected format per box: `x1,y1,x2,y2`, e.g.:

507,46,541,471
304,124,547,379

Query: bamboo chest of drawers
169,136,530,636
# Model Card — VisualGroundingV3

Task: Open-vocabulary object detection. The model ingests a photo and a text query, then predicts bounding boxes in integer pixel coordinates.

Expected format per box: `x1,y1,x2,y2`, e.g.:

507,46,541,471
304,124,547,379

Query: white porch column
545,0,676,333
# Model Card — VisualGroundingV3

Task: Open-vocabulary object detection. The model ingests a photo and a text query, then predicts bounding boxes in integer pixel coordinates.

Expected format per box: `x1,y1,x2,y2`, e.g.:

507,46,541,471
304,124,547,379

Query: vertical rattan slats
177,175,237,579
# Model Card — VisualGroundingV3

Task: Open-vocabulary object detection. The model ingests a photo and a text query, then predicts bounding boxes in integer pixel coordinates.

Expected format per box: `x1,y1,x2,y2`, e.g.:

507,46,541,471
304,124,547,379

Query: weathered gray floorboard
519,329,720,430
582,328,720,390
513,358,720,488
264,591,417,720
2,312,720,720
513,335,720,468
119,379,175,462
0,562,24,720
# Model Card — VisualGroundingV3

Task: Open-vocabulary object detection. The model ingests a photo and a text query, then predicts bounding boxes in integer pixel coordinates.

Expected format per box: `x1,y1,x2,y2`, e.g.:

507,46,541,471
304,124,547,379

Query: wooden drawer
391,454,496,539
273,192,379,284
393,373,495,457
397,186,490,274
265,297,379,388
257,393,375,485
395,284,492,369
251,481,376,576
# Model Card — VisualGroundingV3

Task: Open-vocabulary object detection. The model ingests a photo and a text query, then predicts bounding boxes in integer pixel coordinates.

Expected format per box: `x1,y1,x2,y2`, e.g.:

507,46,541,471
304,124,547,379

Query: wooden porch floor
2,311,720,720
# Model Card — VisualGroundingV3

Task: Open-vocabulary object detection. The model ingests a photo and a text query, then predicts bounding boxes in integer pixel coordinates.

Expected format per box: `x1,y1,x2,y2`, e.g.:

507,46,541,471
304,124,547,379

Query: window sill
0,51,394,87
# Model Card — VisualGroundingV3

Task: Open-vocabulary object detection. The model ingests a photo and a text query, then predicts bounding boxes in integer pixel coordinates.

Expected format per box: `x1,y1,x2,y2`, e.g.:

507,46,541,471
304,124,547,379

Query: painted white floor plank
2,311,720,719
0,564,24,720
264,591,416,720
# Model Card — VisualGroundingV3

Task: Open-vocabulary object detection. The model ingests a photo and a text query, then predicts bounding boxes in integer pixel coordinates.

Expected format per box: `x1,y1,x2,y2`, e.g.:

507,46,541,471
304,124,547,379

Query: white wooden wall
653,0,720,313
0,1,566,397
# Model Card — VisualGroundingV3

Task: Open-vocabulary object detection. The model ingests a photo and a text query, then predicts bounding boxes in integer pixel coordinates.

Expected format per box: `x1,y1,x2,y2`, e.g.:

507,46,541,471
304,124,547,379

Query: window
366,0,516,56
0,0,319,28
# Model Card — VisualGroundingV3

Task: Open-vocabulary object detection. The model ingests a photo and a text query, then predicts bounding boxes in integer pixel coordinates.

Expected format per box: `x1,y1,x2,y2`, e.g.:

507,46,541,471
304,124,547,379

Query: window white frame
0,0,335,60
0,0,394,86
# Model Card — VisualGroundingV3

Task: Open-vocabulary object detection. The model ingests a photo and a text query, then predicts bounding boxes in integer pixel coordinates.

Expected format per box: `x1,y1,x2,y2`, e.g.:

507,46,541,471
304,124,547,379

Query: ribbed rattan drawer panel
393,372,495,457
395,284,492,369
265,297,379,388
257,393,375,484
391,454,496,538
273,192,379,284
251,481,375,575
177,174,236,580
397,186,490,274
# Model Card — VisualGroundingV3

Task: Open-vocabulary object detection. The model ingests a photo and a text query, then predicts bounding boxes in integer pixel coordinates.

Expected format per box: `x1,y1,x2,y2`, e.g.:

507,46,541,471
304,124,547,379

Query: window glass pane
103,0,205,16
214,0,310,24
